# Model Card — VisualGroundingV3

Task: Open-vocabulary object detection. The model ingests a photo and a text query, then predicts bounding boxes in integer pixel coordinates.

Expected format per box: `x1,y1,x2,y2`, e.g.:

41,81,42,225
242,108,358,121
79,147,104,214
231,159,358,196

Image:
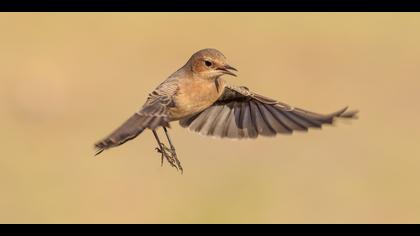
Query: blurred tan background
0,13,419,223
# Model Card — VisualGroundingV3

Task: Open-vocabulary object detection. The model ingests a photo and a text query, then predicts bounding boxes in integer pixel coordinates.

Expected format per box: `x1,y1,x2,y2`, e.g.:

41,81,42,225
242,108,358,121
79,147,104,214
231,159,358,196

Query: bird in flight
95,48,358,173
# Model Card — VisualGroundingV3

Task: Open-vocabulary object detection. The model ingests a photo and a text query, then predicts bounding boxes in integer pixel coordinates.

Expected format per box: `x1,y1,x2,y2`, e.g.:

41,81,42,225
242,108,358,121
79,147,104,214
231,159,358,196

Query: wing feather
179,85,358,139
95,77,178,154
198,105,225,136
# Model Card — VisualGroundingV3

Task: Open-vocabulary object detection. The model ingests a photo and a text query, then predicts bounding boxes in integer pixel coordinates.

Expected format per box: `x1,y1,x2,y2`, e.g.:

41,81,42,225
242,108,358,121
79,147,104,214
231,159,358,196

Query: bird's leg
152,129,165,167
163,127,183,173
152,130,178,171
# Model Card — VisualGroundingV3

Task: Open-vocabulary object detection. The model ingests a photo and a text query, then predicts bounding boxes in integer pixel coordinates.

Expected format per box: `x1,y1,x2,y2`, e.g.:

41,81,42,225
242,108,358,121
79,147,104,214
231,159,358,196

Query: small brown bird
95,48,357,172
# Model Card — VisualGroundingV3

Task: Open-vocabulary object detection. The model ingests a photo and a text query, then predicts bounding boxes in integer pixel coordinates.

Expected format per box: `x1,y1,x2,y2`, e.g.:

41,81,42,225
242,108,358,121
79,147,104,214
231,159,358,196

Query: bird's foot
168,146,183,174
155,144,183,173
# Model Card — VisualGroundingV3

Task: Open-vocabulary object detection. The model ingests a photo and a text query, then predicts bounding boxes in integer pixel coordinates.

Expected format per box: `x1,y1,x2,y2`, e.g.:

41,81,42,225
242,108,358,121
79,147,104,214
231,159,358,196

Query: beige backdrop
0,13,419,223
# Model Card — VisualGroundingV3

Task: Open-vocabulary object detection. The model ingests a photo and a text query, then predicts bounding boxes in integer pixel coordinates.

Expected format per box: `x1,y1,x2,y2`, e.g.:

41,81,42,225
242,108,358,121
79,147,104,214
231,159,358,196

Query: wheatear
95,48,357,172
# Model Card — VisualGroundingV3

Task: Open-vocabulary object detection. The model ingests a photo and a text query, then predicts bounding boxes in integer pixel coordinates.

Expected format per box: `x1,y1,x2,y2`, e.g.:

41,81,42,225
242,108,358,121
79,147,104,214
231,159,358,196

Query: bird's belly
170,79,223,120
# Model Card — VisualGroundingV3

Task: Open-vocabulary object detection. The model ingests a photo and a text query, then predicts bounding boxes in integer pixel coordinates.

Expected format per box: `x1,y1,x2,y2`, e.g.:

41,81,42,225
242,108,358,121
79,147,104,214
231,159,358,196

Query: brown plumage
95,48,358,171
179,85,357,139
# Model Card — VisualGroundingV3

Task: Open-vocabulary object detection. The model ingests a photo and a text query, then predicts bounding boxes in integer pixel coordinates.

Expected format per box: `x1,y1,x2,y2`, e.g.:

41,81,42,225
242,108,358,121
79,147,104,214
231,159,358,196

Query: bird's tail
94,113,147,155
94,99,172,156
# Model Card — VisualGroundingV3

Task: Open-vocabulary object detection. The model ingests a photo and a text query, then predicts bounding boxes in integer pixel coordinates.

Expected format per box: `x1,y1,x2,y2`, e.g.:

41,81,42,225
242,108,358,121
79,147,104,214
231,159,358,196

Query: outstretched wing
179,85,358,139
95,78,178,154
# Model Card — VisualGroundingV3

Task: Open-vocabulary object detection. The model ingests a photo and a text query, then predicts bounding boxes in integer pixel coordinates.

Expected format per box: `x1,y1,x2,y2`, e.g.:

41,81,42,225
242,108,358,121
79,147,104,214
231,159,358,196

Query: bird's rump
179,85,358,139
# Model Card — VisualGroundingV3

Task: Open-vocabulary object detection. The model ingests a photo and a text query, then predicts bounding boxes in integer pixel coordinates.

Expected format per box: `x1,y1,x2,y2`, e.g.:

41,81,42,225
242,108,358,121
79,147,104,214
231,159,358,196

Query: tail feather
94,113,169,155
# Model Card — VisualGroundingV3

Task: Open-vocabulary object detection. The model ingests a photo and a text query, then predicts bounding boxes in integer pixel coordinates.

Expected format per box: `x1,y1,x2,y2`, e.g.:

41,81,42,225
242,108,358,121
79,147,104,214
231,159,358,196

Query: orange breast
170,78,225,120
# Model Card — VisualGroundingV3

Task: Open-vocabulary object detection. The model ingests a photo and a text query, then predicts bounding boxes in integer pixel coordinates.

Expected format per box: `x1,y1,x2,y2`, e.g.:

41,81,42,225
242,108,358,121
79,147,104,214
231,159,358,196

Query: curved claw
152,129,183,173
155,145,180,171
169,149,183,174
155,147,164,166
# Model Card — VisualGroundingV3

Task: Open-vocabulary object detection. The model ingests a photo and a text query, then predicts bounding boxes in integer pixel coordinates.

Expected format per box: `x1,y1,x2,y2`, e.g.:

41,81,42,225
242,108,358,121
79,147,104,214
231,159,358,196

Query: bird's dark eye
204,60,213,67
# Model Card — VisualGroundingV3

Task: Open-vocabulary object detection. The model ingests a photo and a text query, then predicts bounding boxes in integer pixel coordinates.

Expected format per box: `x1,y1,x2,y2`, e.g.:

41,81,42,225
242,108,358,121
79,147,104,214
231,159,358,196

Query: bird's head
187,48,237,79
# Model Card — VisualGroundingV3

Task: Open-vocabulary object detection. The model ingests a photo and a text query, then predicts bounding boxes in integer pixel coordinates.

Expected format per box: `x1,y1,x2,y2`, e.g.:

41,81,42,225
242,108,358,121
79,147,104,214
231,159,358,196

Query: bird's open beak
217,64,238,77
